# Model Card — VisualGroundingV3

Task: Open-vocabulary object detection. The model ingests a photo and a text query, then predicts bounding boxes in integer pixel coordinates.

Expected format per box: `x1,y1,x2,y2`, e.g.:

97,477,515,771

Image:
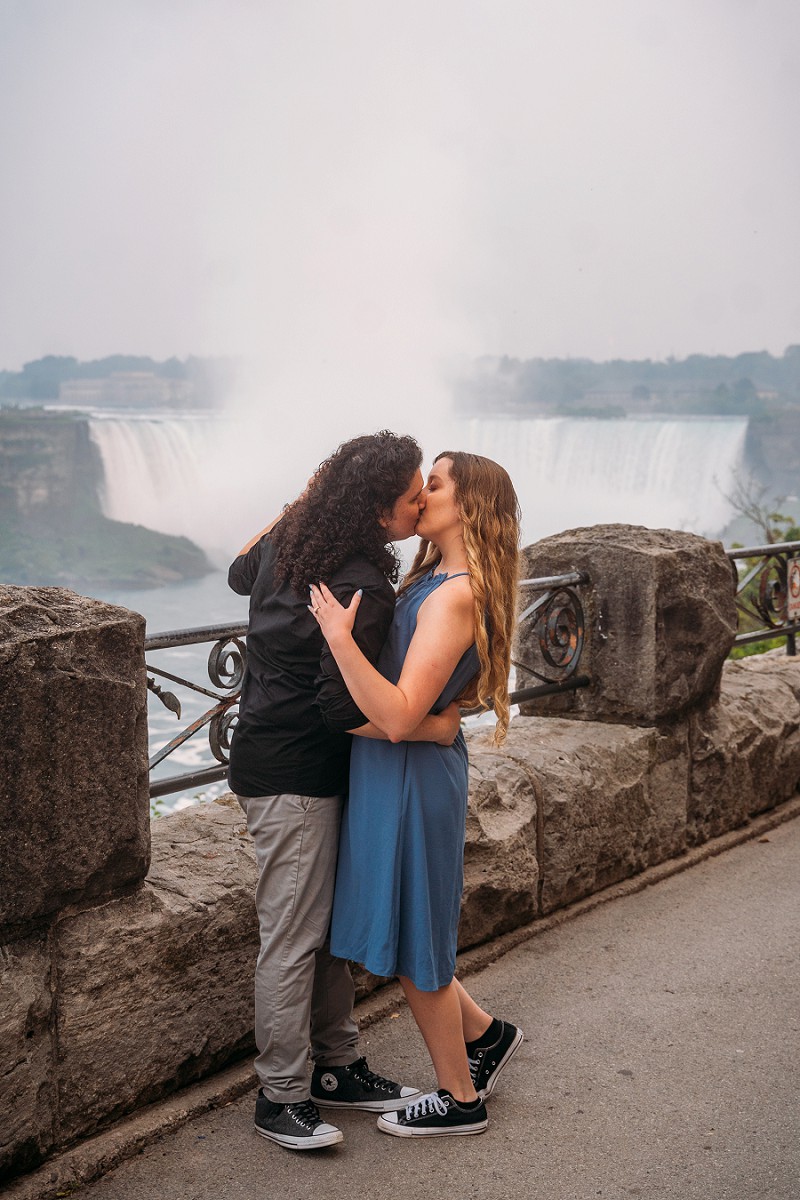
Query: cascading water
89,410,749,553
465,414,748,543
88,413,246,563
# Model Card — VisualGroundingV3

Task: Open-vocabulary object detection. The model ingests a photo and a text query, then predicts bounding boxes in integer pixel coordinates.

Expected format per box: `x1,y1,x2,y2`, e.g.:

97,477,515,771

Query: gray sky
1,0,799,375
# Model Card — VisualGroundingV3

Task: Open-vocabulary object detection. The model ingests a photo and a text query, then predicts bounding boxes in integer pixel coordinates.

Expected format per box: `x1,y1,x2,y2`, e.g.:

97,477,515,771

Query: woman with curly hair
228,431,465,1152
309,451,524,1139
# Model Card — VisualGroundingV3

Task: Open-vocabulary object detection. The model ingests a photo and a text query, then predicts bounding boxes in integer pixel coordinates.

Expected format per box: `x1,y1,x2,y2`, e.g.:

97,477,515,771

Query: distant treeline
457,346,800,417
0,354,238,406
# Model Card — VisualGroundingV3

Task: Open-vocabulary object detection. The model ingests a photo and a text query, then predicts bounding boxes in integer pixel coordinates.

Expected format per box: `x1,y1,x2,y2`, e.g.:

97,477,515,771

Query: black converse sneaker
467,1020,524,1098
311,1056,421,1112
254,1092,343,1149
377,1089,488,1137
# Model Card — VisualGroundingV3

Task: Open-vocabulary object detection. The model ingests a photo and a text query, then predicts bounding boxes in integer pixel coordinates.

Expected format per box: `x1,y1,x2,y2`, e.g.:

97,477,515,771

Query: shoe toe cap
399,1085,421,1098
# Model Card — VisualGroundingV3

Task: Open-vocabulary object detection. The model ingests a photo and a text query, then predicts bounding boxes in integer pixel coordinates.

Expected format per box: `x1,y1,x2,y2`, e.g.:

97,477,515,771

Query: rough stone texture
0,933,55,1182
518,525,737,725
53,798,258,1143
0,587,150,933
502,716,688,913
458,738,540,948
0,415,101,519
689,653,800,845
4,630,798,1179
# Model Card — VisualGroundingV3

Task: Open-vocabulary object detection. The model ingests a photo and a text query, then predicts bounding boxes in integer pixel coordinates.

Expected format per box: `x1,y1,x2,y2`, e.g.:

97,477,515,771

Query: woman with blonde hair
309,450,523,1137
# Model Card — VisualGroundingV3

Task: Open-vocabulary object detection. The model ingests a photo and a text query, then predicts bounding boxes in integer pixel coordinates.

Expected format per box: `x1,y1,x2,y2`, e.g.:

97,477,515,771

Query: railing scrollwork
145,623,247,799
511,570,590,705
727,540,799,655
145,573,593,799
146,544,800,802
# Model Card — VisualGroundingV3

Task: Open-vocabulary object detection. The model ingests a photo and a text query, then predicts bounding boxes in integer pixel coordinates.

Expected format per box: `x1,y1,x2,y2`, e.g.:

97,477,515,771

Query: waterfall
465,414,748,544
88,414,241,562
89,411,748,554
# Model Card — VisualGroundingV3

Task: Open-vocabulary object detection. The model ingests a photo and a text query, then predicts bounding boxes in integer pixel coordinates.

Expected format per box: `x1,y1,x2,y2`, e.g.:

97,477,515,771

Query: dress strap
433,571,470,581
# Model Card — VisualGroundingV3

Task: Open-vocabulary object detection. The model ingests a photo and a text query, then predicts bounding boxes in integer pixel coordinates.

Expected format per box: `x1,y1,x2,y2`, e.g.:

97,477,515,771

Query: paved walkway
33,817,800,1200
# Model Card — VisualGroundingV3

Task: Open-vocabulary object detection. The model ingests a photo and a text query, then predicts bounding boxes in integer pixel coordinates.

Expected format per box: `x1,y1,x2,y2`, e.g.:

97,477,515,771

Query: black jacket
227,532,394,797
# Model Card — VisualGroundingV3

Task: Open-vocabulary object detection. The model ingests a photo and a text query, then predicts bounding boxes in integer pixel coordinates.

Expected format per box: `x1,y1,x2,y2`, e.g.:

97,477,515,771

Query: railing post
0,584,150,1178
516,526,737,724
0,586,150,929
727,541,800,655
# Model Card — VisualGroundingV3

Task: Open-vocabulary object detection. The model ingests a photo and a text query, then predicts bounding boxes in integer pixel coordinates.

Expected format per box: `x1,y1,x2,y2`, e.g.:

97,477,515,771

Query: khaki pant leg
310,942,359,1067
239,791,350,1103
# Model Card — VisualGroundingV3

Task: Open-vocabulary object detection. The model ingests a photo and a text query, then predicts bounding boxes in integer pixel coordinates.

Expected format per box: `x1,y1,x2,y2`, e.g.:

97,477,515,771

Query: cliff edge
0,409,211,588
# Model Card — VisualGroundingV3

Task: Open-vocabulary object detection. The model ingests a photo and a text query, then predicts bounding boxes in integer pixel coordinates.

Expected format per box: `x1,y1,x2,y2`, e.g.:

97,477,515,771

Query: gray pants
237,791,360,1103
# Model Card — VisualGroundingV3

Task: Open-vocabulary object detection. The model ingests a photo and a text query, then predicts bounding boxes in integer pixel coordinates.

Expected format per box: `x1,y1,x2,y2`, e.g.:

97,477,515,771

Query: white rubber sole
377,1114,488,1138
311,1088,422,1113
254,1123,343,1149
480,1026,524,1098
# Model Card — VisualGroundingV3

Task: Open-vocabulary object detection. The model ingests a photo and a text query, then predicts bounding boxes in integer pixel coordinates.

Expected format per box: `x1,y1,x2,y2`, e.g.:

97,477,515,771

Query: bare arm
351,702,462,746
235,514,283,558
310,578,474,742
235,473,316,556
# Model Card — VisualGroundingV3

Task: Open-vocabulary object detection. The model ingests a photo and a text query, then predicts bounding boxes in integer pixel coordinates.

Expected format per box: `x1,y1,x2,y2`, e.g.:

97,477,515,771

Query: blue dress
330,570,480,991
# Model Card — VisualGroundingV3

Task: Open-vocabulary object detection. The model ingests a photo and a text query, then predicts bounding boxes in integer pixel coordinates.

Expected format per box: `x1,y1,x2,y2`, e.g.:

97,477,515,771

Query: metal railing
727,540,800,656
145,569,591,799
511,570,590,705
144,545,800,799
146,622,246,799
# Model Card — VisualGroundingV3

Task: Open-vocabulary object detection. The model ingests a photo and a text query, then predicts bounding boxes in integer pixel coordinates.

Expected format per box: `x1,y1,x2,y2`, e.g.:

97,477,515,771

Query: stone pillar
0,586,150,1179
0,587,150,928
517,525,738,724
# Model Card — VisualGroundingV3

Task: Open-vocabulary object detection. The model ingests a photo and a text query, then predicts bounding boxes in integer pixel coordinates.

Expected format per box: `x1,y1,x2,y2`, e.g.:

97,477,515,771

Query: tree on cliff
723,470,800,659
723,471,799,545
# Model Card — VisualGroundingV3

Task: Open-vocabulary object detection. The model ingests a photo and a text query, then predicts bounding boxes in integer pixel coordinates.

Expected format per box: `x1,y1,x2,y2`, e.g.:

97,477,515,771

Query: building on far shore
58,372,194,408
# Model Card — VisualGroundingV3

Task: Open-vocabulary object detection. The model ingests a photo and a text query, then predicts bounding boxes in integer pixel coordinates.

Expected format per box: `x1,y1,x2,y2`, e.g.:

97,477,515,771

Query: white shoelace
286,1100,321,1129
404,1091,449,1120
467,1049,483,1080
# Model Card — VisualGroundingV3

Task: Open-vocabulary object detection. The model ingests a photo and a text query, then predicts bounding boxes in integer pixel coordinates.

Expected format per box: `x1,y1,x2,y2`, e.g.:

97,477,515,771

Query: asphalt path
61,816,800,1200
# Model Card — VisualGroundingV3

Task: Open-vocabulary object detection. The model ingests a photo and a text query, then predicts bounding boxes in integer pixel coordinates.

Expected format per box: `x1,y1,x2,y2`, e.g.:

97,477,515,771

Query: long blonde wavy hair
399,451,521,744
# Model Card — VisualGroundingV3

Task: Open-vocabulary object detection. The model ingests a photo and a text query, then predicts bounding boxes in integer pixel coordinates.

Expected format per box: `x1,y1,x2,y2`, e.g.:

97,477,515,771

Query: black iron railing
145,570,591,799
144,545,800,800
511,570,590,704
727,540,800,656
146,623,246,799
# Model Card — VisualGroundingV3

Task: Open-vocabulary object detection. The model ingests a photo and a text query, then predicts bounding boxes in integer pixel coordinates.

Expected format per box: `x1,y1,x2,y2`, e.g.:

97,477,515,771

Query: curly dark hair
271,431,423,593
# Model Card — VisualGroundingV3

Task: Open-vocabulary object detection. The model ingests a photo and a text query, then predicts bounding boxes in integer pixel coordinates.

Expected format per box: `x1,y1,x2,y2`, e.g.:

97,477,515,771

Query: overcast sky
1,0,799,377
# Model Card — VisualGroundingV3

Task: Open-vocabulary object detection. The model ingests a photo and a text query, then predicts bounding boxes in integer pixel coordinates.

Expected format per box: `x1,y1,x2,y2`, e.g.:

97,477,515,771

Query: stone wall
2,528,800,1183
0,585,150,1180
516,525,738,724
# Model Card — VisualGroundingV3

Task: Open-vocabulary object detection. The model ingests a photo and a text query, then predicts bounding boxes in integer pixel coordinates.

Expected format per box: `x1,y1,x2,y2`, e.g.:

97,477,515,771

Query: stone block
53,798,258,1142
689,654,800,844
517,525,737,725
459,738,539,948
502,716,688,913
0,587,150,932
0,933,55,1181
